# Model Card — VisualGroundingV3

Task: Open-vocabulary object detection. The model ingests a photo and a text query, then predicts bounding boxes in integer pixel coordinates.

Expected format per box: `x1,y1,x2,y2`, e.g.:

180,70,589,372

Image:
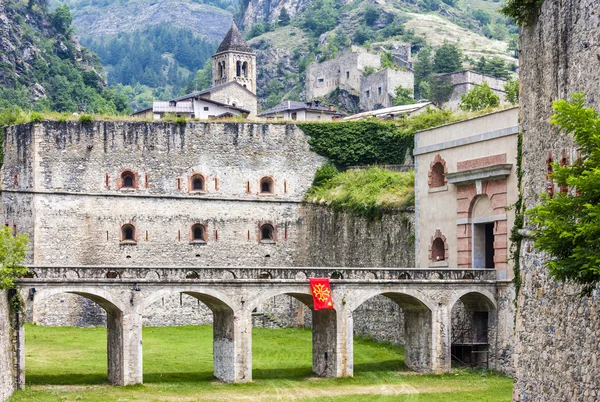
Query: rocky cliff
516,0,600,400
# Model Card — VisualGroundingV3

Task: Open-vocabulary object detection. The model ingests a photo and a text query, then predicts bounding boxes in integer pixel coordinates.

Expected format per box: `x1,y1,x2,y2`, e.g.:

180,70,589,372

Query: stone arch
25,286,136,385
142,287,237,382
245,287,337,378
349,289,434,373
30,287,126,314
449,290,497,368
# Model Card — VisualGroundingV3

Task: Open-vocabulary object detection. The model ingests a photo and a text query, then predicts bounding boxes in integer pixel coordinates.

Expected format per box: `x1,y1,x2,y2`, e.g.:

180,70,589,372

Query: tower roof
216,23,254,54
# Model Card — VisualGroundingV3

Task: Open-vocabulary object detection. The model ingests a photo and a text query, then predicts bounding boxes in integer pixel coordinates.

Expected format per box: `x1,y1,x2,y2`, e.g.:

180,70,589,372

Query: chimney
328,105,334,111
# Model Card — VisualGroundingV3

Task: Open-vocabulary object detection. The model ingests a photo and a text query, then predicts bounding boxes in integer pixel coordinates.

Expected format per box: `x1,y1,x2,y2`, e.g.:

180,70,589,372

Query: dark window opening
192,175,205,191
346,71,350,79
484,223,495,269
236,61,241,77
122,224,136,242
242,61,248,77
204,107,209,111
260,224,274,242
378,87,382,96
260,177,274,194
191,224,206,241
432,237,445,261
121,171,135,188
291,112,297,121
473,222,495,268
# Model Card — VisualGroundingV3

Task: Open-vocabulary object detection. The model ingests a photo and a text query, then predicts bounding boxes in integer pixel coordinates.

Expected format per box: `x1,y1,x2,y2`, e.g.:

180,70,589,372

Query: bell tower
212,23,256,94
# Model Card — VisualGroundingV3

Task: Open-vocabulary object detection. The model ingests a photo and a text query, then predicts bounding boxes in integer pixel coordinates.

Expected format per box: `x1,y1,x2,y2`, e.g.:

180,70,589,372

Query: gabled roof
216,23,254,54
259,100,344,117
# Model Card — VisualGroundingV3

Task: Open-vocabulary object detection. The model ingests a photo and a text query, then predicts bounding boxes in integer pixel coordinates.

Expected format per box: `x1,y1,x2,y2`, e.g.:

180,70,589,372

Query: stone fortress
306,46,414,112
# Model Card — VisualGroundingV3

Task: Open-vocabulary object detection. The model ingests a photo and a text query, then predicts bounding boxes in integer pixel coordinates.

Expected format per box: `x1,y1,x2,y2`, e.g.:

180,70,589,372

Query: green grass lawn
10,324,513,401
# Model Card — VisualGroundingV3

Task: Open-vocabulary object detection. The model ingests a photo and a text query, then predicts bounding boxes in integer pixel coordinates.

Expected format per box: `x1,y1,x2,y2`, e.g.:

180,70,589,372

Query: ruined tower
212,23,257,94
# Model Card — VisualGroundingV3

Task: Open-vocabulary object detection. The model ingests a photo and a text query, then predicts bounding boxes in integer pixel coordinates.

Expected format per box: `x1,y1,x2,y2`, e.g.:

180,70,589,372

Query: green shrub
0,226,29,290
29,112,44,123
312,163,339,187
306,168,415,218
459,82,500,111
78,114,94,124
500,0,545,25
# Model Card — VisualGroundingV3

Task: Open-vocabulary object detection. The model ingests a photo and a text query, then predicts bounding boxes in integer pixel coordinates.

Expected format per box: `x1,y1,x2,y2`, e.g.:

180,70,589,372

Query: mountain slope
0,0,129,113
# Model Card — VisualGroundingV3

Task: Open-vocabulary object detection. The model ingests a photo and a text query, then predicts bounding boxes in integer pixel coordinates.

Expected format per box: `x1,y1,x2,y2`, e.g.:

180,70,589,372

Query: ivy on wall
500,0,545,26
509,130,524,302
297,120,413,168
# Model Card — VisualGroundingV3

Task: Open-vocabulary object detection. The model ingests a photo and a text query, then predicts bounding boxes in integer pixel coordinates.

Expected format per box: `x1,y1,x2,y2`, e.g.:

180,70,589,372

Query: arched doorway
450,291,496,368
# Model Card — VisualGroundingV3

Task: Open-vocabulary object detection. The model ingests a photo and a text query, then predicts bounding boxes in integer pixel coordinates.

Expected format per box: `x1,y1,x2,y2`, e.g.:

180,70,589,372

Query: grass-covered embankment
10,324,512,401
305,166,415,218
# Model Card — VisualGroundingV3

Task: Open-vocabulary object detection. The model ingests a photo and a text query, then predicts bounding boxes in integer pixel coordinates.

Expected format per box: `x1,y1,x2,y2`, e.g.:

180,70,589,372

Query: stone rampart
516,0,600,400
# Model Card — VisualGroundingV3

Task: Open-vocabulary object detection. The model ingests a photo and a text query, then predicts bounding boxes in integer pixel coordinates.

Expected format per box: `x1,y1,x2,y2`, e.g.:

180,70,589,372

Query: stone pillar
403,309,433,372
431,305,451,373
106,307,143,386
312,308,339,377
214,309,252,383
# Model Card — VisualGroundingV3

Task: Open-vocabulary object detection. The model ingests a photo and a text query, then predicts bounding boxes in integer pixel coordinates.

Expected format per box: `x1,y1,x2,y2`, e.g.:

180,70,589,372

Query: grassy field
10,324,512,401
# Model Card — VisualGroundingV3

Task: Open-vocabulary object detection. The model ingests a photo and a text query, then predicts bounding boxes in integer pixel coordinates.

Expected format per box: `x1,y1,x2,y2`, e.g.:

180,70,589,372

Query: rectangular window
291,112,297,120
204,107,209,111
366,90,371,98
317,78,324,85
346,71,350,79
378,87,382,96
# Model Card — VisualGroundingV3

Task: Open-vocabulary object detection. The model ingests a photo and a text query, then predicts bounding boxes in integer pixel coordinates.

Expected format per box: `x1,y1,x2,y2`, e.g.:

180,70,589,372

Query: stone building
439,70,508,111
258,100,344,121
305,47,414,112
134,24,258,119
514,1,600,400
1,120,415,334
414,107,519,280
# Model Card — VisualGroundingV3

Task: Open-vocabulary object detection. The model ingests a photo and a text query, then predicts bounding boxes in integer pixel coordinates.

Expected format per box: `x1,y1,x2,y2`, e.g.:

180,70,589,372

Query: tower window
260,224,275,243
191,223,207,242
260,177,274,194
121,224,137,243
236,60,242,77
242,61,248,77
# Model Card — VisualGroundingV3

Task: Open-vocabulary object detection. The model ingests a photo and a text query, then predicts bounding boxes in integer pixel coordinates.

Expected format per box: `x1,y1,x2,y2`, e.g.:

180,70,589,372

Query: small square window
204,107,209,111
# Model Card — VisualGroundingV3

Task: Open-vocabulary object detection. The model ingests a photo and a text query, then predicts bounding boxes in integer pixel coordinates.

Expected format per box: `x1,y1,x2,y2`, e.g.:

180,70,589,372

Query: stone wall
0,291,16,402
441,71,507,111
360,68,414,111
515,0,600,400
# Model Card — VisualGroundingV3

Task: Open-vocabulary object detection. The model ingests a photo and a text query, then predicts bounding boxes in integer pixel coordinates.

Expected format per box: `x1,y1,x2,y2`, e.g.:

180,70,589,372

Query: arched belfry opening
211,23,257,94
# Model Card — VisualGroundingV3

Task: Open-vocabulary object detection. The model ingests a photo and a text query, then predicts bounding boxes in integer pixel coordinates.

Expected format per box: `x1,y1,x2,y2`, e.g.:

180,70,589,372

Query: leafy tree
474,56,510,79
441,0,456,6
302,0,342,37
428,75,454,104
332,30,350,48
417,81,431,100
0,227,29,290
421,0,441,11
473,9,491,25
527,94,600,292
52,4,73,36
278,8,291,26
353,25,375,45
504,79,519,105
364,5,379,26
392,85,416,106
459,82,500,111
433,43,463,73
413,46,432,84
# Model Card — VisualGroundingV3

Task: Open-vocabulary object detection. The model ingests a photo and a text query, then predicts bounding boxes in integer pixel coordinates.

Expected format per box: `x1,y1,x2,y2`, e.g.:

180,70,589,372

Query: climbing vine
500,0,545,26
509,130,524,302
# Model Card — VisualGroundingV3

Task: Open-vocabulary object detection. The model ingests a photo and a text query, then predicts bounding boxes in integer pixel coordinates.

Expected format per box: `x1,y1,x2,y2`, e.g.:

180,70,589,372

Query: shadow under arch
142,287,237,383
245,288,338,379
449,290,497,368
349,289,434,373
27,287,130,386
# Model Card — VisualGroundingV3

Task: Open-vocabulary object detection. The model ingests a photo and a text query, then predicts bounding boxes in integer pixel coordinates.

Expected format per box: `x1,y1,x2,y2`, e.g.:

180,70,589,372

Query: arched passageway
24,288,137,386
351,291,433,373
143,289,236,383
247,290,338,380
450,291,497,368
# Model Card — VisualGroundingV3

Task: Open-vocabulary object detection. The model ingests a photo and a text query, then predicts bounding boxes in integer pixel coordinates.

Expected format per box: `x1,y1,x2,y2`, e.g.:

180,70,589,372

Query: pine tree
278,8,291,26
432,43,463,73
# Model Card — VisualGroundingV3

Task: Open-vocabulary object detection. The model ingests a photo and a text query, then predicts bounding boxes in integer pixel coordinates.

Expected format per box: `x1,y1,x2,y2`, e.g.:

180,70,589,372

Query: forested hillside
0,0,518,114
0,0,130,113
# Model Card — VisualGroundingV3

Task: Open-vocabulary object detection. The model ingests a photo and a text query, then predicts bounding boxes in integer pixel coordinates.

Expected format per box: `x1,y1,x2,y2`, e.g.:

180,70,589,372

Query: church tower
212,23,257,94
